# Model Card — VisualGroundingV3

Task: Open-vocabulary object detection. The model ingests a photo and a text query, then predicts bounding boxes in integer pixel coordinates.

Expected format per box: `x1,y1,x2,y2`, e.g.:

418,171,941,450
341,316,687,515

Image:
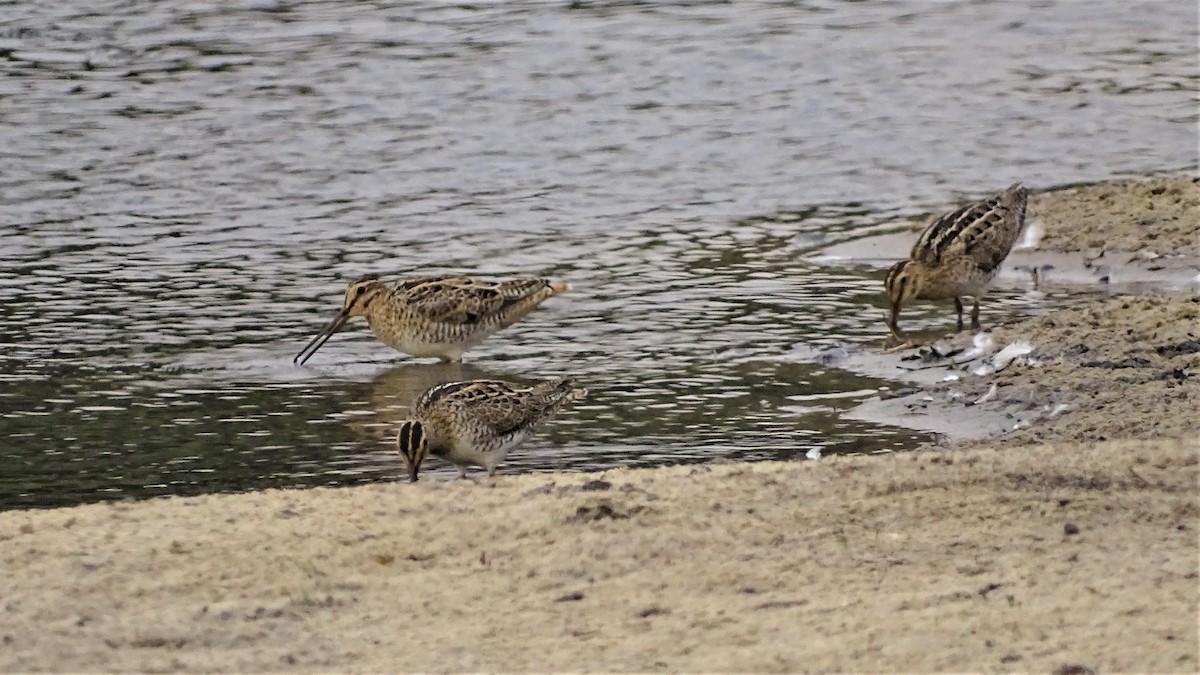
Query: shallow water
1,0,1195,509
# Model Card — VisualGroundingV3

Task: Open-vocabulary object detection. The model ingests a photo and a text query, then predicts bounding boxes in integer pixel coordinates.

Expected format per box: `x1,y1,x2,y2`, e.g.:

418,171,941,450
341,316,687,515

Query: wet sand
943,295,1198,449
861,293,1200,449
1,175,1197,672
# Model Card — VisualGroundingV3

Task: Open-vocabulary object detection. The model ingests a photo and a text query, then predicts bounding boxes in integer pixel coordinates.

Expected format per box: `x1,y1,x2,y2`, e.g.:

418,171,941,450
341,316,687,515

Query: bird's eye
355,287,366,296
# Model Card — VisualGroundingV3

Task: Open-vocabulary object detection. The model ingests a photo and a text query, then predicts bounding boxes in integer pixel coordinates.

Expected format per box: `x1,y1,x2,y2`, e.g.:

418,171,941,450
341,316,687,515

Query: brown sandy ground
0,437,1196,673
1030,174,1200,256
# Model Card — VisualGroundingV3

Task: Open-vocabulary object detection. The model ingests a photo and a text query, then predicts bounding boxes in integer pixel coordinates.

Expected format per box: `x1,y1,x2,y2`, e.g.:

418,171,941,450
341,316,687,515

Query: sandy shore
1,174,1197,672
2,438,1195,673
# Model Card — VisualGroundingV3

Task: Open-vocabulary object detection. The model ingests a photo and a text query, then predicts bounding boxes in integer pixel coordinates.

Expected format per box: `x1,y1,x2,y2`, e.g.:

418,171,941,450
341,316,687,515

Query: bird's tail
1002,182,1029,212
1003,182,1030,238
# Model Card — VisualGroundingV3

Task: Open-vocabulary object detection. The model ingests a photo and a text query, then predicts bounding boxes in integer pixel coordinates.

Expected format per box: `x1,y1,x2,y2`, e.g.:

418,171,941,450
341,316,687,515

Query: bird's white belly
372,326,477,360
442,430,533,469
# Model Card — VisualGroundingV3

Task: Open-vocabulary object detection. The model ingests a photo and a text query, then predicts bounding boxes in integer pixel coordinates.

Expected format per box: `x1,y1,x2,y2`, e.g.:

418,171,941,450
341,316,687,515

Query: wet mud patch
854,296,1200,448
567,500,647,523
800,175,1199,446
789,332,1051,440
956,295,1199,447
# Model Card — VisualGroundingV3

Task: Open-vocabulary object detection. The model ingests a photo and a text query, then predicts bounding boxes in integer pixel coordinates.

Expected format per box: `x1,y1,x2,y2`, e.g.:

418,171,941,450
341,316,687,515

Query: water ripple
0,0,1192,508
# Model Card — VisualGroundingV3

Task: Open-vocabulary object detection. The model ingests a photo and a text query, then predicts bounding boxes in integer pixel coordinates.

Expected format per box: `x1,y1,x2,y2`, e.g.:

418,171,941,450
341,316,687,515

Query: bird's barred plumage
910,183,1028,271
397,378,586,481
885,183,1028,340
294,274,569,365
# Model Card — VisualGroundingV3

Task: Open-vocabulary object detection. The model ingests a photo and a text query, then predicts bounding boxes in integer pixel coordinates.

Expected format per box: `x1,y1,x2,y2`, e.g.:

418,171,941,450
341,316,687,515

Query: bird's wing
399,276,555,325
445,379,573,437
910,184,1028,272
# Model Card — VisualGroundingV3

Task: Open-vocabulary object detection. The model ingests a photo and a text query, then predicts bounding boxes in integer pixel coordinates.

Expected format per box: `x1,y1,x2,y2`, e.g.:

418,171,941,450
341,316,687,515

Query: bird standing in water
884,183,1028,341
294,274,569,365
396,378,587,481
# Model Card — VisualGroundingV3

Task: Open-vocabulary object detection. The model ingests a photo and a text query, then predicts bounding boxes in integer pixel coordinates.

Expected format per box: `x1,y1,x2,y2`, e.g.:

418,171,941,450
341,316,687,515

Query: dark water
1,1,1195,509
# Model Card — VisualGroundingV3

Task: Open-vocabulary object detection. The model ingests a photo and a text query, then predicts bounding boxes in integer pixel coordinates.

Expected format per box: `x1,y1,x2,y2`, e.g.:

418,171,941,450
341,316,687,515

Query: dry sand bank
1031,174,1200,256
1,438,1196,673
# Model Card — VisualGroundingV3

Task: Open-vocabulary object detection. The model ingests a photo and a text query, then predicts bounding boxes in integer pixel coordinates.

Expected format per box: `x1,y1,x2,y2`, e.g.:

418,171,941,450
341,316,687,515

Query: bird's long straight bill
293,311,350,365
887,302,902,337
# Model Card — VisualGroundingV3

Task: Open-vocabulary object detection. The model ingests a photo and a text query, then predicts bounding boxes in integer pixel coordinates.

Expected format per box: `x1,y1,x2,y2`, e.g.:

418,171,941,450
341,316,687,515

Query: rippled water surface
1,0,1195,509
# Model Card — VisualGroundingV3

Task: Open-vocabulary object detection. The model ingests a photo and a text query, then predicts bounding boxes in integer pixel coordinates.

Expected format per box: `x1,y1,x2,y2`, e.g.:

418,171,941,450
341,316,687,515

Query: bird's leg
970,298,981,329
954,297,965,332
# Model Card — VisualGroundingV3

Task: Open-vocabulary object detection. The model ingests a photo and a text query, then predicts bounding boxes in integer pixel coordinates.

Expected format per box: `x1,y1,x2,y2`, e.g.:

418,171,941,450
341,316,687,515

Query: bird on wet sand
884,183,1029,342
396,377,587,482
294,274,569,365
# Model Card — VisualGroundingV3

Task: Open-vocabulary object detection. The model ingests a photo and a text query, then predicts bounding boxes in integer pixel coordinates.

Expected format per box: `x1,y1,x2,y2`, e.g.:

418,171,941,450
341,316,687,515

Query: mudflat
882,293,1200,451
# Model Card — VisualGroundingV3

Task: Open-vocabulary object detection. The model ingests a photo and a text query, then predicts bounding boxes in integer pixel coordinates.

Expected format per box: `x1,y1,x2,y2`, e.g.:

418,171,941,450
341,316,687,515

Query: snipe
884,183,1029,340
396,378,586,481
294,274,569,365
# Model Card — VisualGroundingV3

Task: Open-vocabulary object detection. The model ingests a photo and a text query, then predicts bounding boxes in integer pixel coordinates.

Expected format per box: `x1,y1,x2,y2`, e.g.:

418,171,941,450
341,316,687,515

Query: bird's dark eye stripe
399,422,412,450
885,263,905,290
